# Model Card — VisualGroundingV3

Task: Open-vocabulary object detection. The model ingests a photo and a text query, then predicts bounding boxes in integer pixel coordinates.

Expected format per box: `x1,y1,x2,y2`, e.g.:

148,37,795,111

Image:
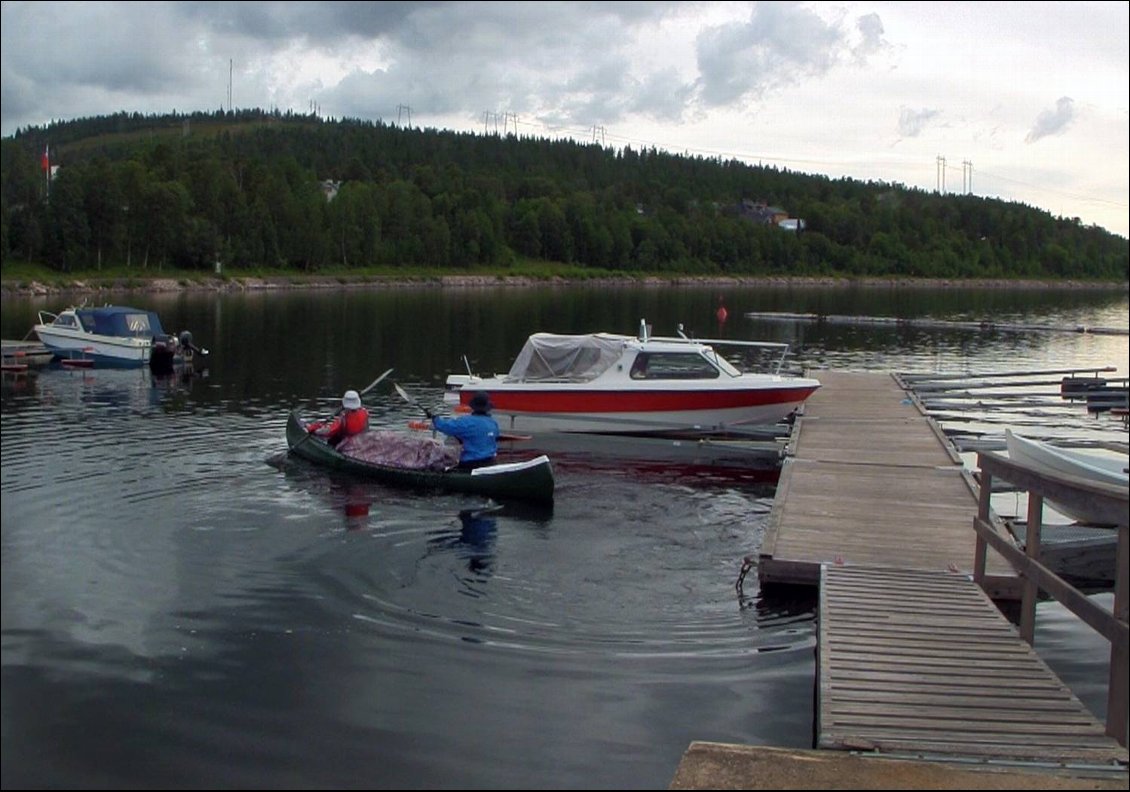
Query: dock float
1,339,54,370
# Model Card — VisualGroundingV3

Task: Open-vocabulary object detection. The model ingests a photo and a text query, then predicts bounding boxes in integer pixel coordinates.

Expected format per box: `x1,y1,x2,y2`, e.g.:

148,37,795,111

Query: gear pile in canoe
286,410,555,503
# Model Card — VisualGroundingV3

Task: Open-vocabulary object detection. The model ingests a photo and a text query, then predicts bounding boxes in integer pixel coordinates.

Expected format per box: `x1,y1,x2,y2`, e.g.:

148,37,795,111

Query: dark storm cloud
177,1,438,43
323,2,686,128
2,1,882,134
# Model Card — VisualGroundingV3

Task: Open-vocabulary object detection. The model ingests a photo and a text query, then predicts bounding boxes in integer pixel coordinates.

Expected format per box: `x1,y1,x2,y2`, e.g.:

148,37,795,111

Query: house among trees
739,199,804,232
320,180,341,202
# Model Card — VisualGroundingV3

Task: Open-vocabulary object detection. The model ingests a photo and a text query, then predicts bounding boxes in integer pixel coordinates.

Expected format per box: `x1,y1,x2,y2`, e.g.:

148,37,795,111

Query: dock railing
972,450,1128,747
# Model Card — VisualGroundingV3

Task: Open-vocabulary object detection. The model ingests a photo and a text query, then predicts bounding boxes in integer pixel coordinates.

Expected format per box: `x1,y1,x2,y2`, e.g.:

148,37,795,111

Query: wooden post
973,469,992,585
1019,491,1043,645
975,450,1128,748
1107,524,1128,746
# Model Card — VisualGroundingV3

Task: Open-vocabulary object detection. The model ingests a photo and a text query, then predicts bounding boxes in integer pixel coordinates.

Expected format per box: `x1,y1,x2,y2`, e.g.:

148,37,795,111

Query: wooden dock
1,339,54,371
757,369,1128,766
820,565,1121,762
761,370,1019,595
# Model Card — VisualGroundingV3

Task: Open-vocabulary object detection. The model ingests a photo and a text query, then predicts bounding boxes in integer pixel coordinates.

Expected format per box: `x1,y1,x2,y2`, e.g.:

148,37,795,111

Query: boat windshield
629,352,722,380
506,333,625,382
75,307,166,338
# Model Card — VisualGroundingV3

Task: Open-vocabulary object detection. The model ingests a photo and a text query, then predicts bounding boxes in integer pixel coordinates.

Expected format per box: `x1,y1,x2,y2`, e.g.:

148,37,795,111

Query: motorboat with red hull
445,320,821,438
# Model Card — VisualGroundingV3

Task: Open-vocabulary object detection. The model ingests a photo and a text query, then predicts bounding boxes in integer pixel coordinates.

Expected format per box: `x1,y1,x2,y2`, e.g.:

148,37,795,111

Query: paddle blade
360,367,394,396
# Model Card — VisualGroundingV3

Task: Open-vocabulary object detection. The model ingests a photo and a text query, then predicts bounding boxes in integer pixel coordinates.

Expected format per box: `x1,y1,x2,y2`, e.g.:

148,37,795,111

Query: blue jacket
432,413,499,463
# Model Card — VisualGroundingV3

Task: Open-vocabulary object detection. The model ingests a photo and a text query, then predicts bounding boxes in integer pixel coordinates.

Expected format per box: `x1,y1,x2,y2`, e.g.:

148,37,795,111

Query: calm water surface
2,284,1127,788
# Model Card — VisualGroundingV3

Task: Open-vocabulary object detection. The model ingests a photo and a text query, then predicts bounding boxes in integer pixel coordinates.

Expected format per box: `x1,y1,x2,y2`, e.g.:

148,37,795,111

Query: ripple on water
280,468,816,665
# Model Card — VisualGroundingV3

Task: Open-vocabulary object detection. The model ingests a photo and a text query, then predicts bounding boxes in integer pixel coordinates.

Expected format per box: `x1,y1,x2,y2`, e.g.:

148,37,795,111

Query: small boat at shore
33,304,208,372
1004,429,1128,525
286,410,555,503
445,319,820,437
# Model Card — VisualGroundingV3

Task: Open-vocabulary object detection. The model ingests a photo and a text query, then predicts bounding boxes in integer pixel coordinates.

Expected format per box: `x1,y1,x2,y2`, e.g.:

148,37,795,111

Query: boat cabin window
124,314,153,335
630,352,720,380
54,314,79,329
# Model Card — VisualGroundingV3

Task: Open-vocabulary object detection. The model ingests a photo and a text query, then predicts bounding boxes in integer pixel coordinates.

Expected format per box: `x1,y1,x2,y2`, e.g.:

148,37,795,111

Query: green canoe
286,410,555,503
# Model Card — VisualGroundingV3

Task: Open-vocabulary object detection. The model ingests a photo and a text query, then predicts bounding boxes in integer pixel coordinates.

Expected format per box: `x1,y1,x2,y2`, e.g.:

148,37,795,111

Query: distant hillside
2,108,1126,280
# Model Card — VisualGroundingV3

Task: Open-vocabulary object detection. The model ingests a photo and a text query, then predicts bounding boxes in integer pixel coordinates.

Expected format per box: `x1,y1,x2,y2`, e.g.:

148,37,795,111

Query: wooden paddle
406,419,531,443
394,382,431,417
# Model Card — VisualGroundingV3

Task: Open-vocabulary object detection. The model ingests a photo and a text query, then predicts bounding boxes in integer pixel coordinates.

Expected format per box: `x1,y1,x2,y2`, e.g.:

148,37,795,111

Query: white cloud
1025,97,1077,144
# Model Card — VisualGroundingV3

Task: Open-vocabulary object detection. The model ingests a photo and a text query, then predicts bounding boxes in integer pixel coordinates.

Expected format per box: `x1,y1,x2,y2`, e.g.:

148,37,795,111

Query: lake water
2,283,1127,788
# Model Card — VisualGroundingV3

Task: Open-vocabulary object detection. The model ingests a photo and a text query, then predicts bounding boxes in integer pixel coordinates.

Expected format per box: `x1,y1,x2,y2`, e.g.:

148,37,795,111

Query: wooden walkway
820,565,1123,762
761,370,1017,594
759,369,1128,765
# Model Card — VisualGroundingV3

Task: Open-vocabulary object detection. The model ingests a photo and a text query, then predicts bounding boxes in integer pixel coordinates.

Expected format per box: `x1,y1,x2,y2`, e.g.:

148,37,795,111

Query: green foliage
1,108,1126,280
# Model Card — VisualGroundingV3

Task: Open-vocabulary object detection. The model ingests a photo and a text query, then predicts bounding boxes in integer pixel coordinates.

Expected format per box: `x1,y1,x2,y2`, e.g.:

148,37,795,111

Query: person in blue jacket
426,391,499,470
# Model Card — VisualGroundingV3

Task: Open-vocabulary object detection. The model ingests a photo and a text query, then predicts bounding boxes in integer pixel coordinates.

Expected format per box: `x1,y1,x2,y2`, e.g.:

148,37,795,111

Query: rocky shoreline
1,273,1127,298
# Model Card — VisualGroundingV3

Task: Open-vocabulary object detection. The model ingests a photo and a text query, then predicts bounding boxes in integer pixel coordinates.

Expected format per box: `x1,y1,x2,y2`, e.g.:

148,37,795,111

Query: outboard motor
149,332,177,374
179,330,196,354
178,330,209,371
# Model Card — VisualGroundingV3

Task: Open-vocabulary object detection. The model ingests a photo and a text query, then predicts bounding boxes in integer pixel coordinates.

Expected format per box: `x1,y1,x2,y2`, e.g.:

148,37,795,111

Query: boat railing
972,449,1128,747
36,310,59,325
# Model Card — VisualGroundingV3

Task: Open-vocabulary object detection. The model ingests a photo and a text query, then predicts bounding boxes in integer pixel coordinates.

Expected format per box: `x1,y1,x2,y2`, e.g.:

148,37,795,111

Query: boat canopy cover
75,306,167,338
506,333,626,382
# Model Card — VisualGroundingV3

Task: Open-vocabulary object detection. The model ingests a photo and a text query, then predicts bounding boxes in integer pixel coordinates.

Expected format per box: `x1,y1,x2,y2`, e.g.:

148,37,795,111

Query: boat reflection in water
11,361,204,414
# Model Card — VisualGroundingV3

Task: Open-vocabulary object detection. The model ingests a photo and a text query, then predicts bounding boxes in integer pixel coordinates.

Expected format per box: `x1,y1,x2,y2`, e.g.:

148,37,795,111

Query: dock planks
820,565,1126,763
762,369,1014,588
760,369,1127,765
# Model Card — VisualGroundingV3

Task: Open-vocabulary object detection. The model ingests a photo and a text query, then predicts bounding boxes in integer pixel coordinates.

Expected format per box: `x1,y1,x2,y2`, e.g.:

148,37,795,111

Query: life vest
341,408,369,436
312,408,370,446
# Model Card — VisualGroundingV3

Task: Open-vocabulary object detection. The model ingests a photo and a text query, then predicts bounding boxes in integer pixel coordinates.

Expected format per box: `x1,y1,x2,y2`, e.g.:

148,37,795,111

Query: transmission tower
397,104,412,127
962,160,973,194
936,155,947,193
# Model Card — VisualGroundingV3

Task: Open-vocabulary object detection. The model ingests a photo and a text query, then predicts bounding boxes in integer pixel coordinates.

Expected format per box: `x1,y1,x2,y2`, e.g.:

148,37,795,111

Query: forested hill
1,108,1126,280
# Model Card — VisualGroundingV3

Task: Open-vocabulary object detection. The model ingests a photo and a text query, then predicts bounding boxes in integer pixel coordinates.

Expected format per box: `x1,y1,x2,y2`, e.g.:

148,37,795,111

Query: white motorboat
33,305,207,372
444,320,821,437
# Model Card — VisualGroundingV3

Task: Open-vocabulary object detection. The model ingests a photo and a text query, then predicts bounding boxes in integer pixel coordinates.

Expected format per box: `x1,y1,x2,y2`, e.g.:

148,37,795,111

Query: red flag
41,145,49,172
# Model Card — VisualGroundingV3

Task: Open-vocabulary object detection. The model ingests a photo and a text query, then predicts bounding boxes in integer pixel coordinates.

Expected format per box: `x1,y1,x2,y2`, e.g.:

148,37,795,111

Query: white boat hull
446,375,819,435
34,326,152,366
1004,429,1129,525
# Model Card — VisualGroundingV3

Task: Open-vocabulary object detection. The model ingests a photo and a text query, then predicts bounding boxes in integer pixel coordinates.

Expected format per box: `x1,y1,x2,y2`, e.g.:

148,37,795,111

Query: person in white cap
306,389,370,447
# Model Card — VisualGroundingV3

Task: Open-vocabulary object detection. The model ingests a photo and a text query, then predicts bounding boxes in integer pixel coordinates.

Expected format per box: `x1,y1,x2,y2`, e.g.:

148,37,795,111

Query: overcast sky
3,1,1127,237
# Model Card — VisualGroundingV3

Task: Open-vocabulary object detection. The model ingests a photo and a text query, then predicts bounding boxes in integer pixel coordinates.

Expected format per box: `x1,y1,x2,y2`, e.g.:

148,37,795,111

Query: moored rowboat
1004,428,1128,525
286,410,555,503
